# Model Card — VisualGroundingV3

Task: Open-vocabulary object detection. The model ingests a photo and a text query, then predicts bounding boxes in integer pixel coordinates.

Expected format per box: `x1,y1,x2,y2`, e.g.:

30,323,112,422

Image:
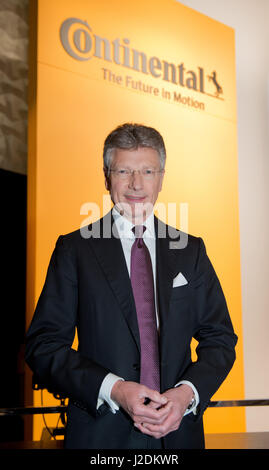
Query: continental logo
59,17,224,102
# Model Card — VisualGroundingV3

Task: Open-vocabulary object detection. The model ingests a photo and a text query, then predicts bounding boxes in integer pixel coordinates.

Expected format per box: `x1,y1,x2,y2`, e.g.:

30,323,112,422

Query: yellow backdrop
26,0,245,440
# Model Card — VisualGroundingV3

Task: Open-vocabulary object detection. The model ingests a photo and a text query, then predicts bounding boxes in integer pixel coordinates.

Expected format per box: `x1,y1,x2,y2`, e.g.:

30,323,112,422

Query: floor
0,432,268,449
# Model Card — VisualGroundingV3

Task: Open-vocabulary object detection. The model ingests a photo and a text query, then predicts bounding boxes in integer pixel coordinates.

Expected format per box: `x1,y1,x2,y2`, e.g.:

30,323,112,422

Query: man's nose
128,171,144,190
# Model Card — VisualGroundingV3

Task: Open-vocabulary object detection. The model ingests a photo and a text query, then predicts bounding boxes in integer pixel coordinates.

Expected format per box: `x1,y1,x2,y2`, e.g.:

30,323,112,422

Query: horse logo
207,71,223,98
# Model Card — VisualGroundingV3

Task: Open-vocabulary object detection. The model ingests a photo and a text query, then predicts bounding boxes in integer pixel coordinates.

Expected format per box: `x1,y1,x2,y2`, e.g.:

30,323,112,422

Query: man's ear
104,169,110,191
158,169,165,192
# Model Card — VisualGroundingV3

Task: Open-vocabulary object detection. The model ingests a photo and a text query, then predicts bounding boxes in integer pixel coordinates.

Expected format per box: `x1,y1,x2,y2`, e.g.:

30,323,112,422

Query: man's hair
103,123,166,171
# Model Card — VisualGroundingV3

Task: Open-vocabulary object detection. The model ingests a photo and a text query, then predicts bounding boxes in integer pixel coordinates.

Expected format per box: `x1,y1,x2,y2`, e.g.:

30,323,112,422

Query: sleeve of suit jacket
25,235,110,417
177,237,238,418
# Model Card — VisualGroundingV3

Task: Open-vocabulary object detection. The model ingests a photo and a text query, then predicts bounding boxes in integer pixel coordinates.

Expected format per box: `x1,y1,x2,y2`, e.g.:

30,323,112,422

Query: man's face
105,147,164,223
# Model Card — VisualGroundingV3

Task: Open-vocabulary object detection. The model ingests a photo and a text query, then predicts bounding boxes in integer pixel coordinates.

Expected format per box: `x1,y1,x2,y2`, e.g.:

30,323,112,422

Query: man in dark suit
25,123,237,449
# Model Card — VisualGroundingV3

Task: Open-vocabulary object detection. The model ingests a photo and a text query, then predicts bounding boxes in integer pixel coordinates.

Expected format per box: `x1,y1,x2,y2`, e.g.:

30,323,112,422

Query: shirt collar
112,206,155,239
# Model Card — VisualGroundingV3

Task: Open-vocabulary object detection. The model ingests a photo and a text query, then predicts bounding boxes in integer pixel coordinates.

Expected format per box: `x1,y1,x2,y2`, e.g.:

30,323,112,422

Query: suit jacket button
133,363,140,371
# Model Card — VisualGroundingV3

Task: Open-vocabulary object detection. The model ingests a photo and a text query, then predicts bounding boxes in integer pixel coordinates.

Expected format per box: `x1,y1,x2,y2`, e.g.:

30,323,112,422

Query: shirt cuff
174,380,200,416
97,373,124,414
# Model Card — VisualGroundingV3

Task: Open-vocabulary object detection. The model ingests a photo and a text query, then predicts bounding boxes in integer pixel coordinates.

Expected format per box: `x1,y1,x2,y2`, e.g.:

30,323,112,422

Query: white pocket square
173,272,188,287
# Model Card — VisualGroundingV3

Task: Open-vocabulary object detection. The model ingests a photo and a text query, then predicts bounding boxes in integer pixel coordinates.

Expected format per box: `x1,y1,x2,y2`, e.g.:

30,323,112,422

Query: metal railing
1,399,269,417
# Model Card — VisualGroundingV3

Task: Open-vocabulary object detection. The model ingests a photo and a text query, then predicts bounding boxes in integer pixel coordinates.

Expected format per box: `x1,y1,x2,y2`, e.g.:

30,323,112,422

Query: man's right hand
111,380,172,427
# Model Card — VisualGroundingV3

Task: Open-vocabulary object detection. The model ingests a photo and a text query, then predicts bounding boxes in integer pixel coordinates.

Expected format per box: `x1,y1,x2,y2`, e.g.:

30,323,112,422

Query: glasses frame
108,168,164,179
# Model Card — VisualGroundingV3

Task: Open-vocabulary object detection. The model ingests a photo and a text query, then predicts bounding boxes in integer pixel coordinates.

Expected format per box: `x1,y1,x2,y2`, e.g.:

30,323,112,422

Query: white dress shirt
97,208,199,415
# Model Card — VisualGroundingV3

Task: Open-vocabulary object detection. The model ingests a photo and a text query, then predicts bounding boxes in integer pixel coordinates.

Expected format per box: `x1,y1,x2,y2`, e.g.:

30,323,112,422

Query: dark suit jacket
25,211,237,449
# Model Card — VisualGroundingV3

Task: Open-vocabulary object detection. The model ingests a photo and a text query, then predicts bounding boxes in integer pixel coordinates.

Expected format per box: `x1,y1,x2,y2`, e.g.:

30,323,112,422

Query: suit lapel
155,218,174,332
87,211,140,352
154,217,184,358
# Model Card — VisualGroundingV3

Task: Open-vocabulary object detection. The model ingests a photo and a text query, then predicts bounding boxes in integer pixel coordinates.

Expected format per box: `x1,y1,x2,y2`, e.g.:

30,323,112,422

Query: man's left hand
134,384,194,439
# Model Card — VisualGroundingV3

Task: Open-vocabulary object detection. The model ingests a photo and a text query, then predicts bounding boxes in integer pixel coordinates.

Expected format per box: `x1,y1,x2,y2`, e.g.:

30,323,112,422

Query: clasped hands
111,380,194,439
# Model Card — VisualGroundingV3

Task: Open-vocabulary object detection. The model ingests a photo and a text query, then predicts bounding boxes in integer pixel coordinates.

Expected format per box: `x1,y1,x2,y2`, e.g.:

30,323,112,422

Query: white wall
178,0,269,433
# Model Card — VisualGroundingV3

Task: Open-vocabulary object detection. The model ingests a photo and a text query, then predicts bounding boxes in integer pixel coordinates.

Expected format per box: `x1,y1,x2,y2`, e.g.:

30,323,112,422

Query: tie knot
132,225,146,239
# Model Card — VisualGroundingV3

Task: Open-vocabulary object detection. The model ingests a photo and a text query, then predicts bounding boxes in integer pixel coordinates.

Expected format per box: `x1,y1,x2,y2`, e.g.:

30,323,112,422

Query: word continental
60,17,221,99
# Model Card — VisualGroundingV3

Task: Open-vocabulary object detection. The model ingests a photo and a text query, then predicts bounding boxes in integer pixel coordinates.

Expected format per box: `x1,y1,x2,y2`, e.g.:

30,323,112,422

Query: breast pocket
170,284,192,301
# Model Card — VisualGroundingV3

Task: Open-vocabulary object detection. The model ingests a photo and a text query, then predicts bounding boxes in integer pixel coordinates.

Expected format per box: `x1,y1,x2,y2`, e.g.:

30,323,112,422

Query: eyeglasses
109,168,164,180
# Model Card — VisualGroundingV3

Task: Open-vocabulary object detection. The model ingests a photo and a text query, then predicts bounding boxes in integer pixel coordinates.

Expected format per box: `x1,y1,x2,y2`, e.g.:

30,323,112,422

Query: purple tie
130,225,160,391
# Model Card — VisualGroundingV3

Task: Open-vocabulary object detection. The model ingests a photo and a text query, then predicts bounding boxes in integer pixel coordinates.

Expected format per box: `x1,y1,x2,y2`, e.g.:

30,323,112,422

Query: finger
133,408,168,424
141,388,168,406
134,400,173,425
145,400,161,409
141,421,171,438
145,397,174,413
138,409,182,438
134,422,163,439
140,405,176,430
